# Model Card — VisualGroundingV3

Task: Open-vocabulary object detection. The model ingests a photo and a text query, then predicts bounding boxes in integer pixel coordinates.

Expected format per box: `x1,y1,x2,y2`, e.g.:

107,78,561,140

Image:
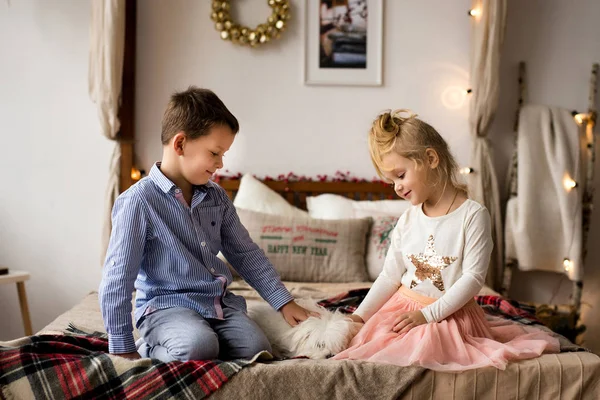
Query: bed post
512,61,527,133
574,63,599,311
502,61,527,298
118,0,137,193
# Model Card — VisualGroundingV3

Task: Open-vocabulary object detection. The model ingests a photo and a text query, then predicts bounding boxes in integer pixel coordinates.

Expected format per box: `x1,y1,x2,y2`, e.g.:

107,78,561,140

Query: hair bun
390,109,417,123
376,109,417,136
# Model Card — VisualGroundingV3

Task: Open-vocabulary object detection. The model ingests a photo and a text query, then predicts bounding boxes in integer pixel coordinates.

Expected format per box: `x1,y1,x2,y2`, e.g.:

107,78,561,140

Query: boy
99,87,313,362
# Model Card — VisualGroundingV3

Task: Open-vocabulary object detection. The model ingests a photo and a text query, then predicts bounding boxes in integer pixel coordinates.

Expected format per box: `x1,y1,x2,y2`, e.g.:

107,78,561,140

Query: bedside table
0,270,33,336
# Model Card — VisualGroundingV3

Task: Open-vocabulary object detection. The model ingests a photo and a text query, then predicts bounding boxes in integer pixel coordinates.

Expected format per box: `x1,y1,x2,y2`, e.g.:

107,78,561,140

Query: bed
5,176,600,399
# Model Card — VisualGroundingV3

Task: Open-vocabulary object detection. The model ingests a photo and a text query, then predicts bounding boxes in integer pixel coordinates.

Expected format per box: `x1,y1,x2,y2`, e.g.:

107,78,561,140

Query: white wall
491,0,600,352
0,0,111,339
136,0,473,178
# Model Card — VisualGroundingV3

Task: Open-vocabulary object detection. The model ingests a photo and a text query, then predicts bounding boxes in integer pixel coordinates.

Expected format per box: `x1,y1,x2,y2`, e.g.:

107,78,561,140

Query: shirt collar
149,162,216,194
149,163,176,193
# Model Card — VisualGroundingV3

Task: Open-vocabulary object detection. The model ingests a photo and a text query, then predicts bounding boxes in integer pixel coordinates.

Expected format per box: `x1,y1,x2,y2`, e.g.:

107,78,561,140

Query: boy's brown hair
161,86,239,144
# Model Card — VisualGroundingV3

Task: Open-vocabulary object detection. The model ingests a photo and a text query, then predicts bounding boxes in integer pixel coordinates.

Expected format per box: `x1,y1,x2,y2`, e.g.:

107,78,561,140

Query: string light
574,113,588,125
441,86,469,109
460,167,474,175
563,258,573,272
563,177,578,190
131,167,142,181
468,9,481,17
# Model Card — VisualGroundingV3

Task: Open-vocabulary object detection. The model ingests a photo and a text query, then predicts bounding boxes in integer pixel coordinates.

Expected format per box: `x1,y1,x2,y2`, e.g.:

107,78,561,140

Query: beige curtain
89,0,126,264
468,0,507,289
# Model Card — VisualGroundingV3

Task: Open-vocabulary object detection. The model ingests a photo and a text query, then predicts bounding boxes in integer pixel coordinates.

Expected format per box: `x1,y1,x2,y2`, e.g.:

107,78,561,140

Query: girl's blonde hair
368,109,467,194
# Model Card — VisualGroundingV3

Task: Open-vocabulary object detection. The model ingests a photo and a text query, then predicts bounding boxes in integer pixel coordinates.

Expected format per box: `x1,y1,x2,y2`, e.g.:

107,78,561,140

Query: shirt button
175,189,181,193
201,242,206,247
112,260,116,266
211,268,215,273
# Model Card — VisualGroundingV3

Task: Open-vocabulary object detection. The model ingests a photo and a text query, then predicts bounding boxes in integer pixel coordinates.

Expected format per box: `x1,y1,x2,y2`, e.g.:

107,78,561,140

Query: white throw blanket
505,105,584,281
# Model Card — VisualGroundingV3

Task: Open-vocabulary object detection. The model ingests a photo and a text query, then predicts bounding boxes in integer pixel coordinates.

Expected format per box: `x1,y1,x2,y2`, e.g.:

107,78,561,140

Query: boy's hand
392,310,427,334
114,351,141,360
280,301,320,326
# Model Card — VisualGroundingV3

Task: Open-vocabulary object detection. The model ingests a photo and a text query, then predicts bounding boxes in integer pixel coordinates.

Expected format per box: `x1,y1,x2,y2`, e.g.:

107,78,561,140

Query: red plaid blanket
0,332,255,400
475,295,542,325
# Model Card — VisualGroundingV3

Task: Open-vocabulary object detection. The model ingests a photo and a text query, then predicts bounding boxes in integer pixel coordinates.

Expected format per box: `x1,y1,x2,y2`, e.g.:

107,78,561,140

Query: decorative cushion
307,194,409,281
233,173,308,217
354,209,400,280
236,208,371,282
220,173,307,278
306,194,410,220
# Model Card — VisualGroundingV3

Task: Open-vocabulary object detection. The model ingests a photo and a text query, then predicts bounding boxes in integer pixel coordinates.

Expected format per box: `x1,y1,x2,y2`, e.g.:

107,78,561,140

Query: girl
333,110,559,371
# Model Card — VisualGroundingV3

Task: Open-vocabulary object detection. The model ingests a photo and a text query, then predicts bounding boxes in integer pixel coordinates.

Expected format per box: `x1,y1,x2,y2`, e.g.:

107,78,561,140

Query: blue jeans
137,306,272,362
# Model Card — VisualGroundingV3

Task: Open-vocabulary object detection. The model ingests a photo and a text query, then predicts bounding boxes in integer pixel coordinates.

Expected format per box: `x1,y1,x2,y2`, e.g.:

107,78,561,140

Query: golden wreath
211,0,291,47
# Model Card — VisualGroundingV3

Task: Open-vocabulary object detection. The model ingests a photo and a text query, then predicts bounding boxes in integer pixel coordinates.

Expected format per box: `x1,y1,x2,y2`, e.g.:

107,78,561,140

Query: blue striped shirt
99,163,294,353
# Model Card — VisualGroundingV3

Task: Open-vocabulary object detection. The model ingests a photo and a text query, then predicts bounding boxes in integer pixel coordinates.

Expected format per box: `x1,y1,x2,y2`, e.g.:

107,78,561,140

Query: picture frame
304,0,383,86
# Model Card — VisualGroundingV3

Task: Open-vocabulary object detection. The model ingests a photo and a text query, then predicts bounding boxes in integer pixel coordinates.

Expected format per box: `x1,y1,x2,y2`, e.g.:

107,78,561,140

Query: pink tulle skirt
333,286,560,371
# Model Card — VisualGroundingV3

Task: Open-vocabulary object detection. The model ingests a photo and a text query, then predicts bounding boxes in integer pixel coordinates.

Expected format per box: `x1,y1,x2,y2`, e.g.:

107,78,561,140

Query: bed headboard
217,178,398,210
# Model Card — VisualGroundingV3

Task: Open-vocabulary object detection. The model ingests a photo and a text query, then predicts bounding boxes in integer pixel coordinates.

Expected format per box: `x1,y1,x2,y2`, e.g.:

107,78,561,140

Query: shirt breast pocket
196,205,223,252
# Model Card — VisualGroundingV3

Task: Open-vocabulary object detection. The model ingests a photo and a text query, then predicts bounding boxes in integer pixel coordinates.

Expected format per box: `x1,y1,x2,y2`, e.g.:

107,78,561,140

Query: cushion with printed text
236,208,371,282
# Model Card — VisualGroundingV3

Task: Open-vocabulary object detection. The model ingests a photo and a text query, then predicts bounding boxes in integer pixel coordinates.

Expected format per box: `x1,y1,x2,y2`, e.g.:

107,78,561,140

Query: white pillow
233,174,308,217
306,194,410,220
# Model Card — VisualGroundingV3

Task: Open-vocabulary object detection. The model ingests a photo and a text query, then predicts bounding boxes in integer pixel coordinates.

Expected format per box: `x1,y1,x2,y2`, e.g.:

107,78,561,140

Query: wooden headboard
217,178,398,210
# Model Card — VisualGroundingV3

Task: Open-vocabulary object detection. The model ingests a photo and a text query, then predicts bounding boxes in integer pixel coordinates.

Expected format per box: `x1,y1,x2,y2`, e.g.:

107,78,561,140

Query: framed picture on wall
304,0,383,86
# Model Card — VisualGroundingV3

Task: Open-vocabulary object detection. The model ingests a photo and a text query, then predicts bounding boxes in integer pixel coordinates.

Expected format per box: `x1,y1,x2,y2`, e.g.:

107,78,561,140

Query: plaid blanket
317,288,370,315
475,295,542,325
318,288,542,325
0,328,258,400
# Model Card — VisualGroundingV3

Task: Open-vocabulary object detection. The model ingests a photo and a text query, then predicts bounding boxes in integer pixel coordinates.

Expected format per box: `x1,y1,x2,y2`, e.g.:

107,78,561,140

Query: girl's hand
346,314,364,324
280,301,320,326
392,310,427,334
